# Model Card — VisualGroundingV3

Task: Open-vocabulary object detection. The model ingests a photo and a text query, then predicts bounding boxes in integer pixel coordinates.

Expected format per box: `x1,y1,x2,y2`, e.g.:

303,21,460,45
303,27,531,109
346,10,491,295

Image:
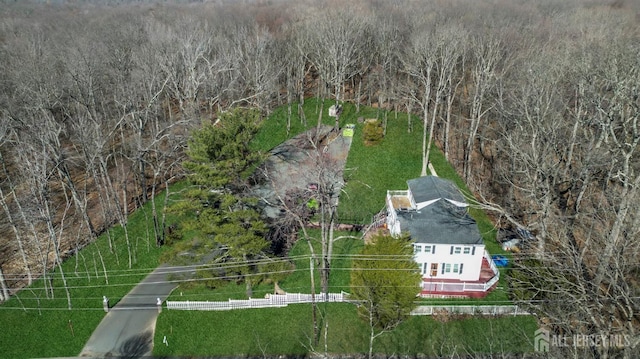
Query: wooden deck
390,195,412,209
420,257,499,298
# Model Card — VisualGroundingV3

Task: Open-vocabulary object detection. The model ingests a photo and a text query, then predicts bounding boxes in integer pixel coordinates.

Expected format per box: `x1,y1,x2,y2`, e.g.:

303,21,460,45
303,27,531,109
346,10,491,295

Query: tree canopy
351,233,420,329
350,233,421,358
184,108,263,190
168,108,269,297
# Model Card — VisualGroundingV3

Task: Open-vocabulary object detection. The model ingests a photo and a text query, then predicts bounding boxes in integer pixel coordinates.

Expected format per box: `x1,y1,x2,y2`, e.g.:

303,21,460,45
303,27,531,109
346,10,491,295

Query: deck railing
484,249,499,276
422,281,494,293
411,305,528,316
421,252,501,295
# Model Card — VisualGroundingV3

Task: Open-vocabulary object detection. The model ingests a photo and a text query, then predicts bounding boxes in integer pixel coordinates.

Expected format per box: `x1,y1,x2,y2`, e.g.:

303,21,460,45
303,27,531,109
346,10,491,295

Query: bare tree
463,31,503,181
16,110,73,308
421,24,468,172
281,22,312,132
230,24,282,113
305,9,371,129
0,116,34,286
147,16,212,120
0,265,9,302
400,20,436,176
437,24,467,161
367,10,405,121
487,27,640,359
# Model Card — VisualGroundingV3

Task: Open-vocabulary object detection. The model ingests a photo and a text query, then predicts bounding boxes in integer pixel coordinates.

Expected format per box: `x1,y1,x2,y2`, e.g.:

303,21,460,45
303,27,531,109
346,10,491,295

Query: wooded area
0,0,639,357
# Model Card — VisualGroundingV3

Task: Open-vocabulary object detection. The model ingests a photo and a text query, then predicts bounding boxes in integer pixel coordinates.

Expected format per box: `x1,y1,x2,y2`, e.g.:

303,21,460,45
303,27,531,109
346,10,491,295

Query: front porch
420,252,500,299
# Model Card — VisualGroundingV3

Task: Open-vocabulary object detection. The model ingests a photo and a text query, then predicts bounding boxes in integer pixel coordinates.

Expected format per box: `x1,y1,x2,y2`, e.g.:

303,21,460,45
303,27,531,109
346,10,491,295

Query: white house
385,176,499,298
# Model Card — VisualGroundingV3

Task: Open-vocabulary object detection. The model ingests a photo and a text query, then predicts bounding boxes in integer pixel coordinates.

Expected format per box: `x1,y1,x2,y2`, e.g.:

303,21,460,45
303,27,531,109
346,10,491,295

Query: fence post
157,297,162,313
103,296,109,313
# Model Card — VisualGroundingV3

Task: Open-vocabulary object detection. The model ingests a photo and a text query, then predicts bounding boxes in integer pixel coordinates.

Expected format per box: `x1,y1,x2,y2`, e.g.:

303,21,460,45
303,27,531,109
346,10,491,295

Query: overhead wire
2,249,636,290
2,246,636,311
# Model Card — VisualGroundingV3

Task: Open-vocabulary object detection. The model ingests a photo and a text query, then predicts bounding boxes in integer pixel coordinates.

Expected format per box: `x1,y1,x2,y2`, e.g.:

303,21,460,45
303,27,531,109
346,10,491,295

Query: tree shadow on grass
116,330,152,359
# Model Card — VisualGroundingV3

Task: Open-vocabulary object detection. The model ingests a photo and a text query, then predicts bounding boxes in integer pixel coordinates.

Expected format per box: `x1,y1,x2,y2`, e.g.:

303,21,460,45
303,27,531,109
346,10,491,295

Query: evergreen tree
184,108,263,190
168,108,269,297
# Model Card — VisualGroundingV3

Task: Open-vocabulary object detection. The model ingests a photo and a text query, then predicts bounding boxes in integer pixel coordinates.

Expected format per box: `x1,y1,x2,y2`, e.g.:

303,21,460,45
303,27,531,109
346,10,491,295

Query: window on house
453,246,462,254
463,247,471,254
444,263,452,273
453,263,459,273
424,245,432,253
414,244,421,253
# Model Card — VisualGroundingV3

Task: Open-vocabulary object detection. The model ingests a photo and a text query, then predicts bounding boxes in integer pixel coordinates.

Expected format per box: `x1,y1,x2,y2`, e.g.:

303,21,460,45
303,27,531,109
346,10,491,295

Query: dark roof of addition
407,176,465,204
400,176,482,245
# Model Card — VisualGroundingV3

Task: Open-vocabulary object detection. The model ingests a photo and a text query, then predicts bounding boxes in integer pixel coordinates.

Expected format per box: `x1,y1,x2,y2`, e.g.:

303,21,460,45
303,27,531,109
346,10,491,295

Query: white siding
414,243,484,281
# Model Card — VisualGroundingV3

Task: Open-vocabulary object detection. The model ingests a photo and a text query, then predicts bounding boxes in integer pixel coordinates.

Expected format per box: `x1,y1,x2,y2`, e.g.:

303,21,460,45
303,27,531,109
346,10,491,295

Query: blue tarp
492,255,509,267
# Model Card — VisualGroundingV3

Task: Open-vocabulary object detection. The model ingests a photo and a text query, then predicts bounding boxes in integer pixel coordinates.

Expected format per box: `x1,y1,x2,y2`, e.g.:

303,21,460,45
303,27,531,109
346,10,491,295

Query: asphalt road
79,264,195,358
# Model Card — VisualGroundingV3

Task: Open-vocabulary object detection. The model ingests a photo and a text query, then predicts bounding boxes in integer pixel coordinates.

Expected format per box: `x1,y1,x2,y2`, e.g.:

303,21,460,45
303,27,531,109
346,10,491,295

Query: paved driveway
79,264,195,358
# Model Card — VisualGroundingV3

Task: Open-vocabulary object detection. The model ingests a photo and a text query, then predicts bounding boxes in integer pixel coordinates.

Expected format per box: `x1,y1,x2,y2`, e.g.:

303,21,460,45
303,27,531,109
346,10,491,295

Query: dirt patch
251,125,353,219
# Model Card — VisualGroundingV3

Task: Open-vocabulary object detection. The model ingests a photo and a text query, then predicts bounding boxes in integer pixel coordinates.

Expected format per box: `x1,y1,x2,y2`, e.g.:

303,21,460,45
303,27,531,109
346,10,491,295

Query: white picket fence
411,305,529,316
166,292,348,311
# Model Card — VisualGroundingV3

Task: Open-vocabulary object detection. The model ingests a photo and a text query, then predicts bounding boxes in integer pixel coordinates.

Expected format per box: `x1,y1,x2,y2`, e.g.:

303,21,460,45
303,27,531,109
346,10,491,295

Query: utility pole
310,255,318,346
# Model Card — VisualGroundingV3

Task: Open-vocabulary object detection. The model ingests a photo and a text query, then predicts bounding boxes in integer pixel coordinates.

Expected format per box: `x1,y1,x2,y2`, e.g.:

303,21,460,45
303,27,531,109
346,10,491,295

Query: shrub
362,119,384,145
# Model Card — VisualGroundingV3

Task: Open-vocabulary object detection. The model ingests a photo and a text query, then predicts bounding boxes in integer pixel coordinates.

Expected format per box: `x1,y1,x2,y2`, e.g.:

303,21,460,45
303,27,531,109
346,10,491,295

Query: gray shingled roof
399,177,482,245
407,176,465,204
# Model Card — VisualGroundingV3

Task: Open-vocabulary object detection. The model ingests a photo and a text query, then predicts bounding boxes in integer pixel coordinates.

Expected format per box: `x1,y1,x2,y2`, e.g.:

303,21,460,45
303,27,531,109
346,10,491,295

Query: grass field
0,184,183,359
154,303,537,358
251,99,513,304
251,98,424,223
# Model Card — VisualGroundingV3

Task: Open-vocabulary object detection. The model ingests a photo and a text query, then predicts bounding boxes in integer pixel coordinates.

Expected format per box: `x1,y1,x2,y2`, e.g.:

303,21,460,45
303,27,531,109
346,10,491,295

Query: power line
1,254,309,279
6,248,625,280
2,249,637,304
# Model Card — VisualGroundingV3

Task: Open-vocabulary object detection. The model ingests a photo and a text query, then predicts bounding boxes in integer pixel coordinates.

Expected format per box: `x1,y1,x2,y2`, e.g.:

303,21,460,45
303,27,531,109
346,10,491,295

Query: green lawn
163,230,362,302
155,236,536,357
252,99,505,240
155,233,368,357
0,184,183,359
252,99,425,223
154,304,537,357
